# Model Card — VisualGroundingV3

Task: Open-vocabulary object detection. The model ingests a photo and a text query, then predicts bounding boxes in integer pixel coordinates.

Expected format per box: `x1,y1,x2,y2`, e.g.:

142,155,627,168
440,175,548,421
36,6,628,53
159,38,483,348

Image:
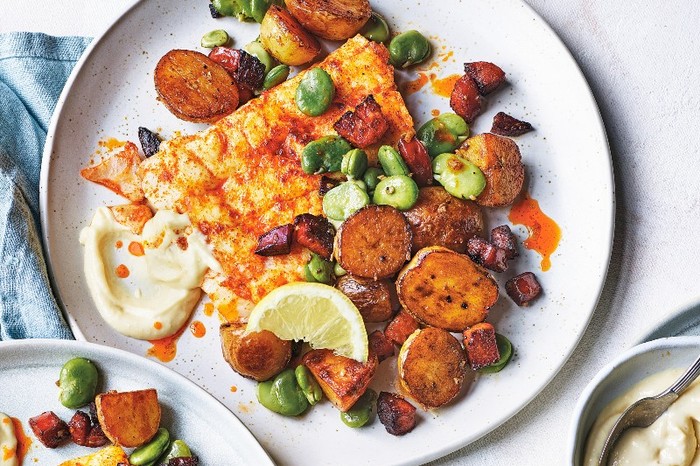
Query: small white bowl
567,336,700,465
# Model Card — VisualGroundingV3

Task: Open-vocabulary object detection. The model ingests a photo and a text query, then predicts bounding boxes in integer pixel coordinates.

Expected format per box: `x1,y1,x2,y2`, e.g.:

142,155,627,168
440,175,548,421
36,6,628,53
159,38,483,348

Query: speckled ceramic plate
39,0,614,464
0,339,273,465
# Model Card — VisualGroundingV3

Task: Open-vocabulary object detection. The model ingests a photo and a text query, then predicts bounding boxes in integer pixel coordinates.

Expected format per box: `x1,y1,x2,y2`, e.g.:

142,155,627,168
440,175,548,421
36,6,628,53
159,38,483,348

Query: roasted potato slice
457,133,525,207
260,5,321,66
80,142,145,202
220,321,292,381
302,348,378,411
335,205,413,280
336,275,398,322
396,246,498,332
58,445,129,466
95,389,160,448
398,327,467,408
403,186,484,254
154,49,239,123
286,0,371,41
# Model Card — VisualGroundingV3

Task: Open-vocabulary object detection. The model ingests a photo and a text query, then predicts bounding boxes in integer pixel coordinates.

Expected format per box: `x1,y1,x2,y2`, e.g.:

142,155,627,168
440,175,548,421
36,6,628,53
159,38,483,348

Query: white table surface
3,1,700,465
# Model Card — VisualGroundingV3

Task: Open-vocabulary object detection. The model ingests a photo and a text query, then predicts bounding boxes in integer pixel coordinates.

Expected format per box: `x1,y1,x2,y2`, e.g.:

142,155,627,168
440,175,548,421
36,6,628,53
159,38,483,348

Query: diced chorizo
466,237,509,273
254,224,294,256
463,322,500,370
168,458,199,466
449,74,483,123
293,213,336,259
464,61,506,95
491,111,534,137
234,50,266,90
86,424,110,448
384,310,419,345
29,411,70,448
137,127,161,158
506,272,542,306
490,225,518,260
68,411,91,446
333,95,389,148
336,275,398,323
368,330,395,363
319,174,342,196
398,135,433,187
208,47,265,100
377,392,417,436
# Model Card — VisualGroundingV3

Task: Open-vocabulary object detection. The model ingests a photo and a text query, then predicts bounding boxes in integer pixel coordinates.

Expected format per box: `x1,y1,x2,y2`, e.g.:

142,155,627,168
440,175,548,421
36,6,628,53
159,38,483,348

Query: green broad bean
129,428,170,465
301,136,352,174
295,365,323,405
306,253,333,284
362,166,385,193
244,41,275,73
201,29,230,48
377,145,409,176
341,149,368,180
322,181,370,221
257,369,309,416
333,262,347,277
432,152,486,200
295,68,335,117
263,64,290,90
249,0,273,22
211,0,247,20
58,357,99,409
360,12,390,43
159,439,192,462
340,389,377,428
416,113,469,158
479,334,514,374
388,30,431,68
372,175,419,211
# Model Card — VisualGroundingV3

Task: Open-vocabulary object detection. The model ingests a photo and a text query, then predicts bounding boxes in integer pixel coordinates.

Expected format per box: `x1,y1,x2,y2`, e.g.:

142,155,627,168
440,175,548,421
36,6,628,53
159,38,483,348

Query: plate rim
37,0,616,463
0,338,275,465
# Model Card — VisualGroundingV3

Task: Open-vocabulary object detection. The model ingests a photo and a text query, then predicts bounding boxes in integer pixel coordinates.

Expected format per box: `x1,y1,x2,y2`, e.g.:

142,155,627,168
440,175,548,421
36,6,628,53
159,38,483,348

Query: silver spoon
598,352,700,466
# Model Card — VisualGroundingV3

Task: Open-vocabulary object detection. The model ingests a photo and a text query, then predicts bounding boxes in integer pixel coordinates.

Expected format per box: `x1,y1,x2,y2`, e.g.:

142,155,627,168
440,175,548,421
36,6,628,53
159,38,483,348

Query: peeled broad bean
295,68,335,117
388,30,431,68
432,152,486,200
323,181,370,221
340,389,377,428
129,428,170,465
58,357,99,409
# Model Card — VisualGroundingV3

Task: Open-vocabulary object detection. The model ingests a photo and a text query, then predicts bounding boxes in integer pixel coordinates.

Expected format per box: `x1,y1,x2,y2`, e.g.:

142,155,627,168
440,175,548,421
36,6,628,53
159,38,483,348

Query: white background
2,1,700,464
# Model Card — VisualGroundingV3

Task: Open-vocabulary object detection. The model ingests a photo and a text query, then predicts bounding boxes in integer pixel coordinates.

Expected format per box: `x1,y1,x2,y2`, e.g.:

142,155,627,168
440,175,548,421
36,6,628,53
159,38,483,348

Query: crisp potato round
403,186,484,254
398,327,467,409
154,49,239,123
336,275,399,322
396,246,499,332
457,133,525,207
260,5,321,66
220,322,291,381
335,205,413,280
286,0,371,41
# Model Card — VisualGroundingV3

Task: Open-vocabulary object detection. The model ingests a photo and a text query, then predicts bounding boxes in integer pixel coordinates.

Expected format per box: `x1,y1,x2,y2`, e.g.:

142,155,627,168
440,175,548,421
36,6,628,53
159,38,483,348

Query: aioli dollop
0,413,18,466
80,207,222,340
584,368,700,466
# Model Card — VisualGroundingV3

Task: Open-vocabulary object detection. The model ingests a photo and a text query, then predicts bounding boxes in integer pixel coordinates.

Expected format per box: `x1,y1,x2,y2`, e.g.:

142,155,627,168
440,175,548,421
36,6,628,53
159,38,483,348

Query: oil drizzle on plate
147,322,188,362
190,320,206,338
508,193,561,271
10,417,31,465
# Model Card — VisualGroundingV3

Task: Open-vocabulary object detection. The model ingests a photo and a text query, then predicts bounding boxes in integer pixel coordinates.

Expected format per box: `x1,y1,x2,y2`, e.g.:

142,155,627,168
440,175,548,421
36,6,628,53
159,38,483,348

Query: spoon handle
669,353,700,395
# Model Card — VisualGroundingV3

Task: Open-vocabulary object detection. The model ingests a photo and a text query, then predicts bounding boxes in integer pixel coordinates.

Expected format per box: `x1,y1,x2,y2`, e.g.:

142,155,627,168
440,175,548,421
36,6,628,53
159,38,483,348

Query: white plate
0,339,272,465
39,1,614,464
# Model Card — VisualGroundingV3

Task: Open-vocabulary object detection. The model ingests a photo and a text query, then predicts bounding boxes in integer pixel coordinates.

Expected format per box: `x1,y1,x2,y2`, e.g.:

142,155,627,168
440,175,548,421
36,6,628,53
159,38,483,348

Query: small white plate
567,336,700,465
40,0,614,464
0,339,273,465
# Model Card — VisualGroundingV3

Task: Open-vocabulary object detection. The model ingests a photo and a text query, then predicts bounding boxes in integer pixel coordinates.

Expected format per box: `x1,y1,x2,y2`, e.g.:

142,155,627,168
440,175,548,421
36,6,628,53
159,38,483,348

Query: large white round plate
40,0,614,464
0,339,272,465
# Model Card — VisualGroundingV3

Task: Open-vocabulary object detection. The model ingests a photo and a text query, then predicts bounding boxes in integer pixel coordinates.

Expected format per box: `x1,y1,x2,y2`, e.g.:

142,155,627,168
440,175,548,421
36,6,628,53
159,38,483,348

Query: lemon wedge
246,282,368,362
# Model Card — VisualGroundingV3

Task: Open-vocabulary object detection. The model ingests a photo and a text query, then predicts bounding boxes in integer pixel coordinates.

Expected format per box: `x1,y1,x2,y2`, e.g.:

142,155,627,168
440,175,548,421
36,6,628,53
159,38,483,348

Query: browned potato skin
302,348,378,411
286,0,371,41
403,186,484,254
335,205,413,280
260,5,321,66
336,275,399,322
95,389,160,448
220,322,291,381
457,133,525,207
396,246,499,332
398,327,467,409
154,49,239,124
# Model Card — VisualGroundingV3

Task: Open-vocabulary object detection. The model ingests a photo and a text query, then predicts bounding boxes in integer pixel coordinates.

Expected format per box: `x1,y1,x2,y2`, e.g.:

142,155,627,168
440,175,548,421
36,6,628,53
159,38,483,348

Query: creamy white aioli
79,207,221,340
0,413,18,466
585,368,700,466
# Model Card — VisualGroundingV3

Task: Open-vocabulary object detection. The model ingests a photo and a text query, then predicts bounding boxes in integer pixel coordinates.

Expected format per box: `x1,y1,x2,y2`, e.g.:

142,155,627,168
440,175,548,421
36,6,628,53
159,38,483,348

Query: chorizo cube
506,272,542,306
384,310,419,345
254,223,294,256
491,112,534,137
466,236,509,273
29,411,70,448
463,322,500,370
68,411,91,446
490,224,518,260
333,95,389,148
293,213,336,259
368,330,395,363
464,61,506,95
377,392,417,436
